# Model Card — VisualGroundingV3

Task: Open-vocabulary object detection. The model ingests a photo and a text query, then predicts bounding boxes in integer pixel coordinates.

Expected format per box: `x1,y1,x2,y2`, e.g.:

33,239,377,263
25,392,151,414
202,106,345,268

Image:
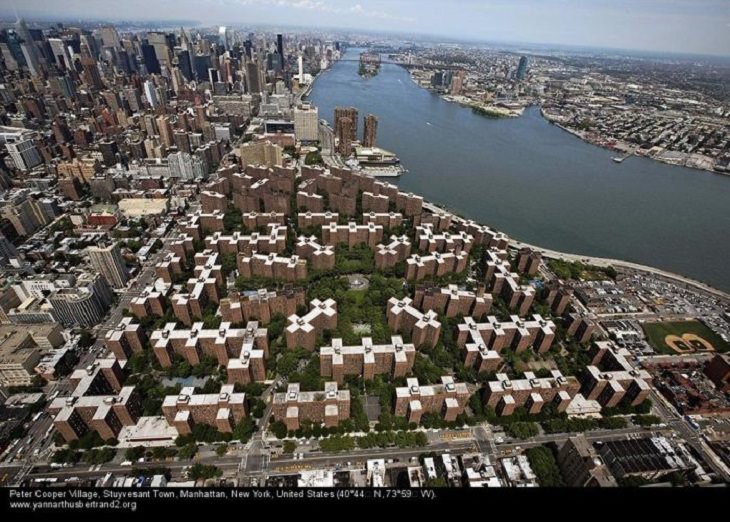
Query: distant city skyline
1,0,729,57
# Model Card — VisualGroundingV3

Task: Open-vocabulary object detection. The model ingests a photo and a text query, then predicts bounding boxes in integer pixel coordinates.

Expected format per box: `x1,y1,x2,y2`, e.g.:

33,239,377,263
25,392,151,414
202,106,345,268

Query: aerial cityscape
0,0,729,511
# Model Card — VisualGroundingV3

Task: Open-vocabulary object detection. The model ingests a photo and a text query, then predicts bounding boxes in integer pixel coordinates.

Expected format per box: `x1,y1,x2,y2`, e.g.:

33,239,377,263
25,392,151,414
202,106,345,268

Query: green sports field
641,320,730,354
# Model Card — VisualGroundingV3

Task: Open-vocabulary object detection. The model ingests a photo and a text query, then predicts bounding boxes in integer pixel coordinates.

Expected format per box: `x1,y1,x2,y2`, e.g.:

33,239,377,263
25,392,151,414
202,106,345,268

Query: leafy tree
220,252,238,277
505,422,539,440
232,418,257,443
188,463,222,481
269,420,288,439
125,446,145,461
526,446,565,487
283,441,296,454
178,443,198,460
632,414,662,427
78,330,96,348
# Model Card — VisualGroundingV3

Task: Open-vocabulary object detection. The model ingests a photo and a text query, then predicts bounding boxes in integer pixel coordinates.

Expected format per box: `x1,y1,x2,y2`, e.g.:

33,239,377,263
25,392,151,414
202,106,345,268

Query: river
308,48,730,292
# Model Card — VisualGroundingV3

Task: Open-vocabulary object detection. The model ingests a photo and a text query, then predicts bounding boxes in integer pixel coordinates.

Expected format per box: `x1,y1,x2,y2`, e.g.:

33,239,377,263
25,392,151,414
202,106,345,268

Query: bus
685,415,700,431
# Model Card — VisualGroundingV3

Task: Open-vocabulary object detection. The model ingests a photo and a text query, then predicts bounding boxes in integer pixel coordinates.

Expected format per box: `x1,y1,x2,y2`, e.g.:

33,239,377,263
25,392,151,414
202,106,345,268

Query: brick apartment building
566,312,597,344
237,252,307,281
200,190,228,213
405,250,468,281
49,358,141,442
205,224,287,256
178,210,224,240
170,251,223,326
414,211,451,231
155,254,183,283
456,315,556,354
296,191,324,212
297,211,339,229
580,341,652,408
321,221,384,249
375,235,412,270
150,321,268,384
295,235,335,270
285,298,337,350
484,371,579,416
242,211,285,230
386,297,442,349
516,247,542,276
413,284,491,319
457,220,509,249
483,249,536,315
219,287,306,325
416,224,473,254
104,317,148,360
320,336,416,383
162,384,247,434
362,211,403,229
129,284,168,319
272,382,351,431
545,282,574,315
394,376,469,424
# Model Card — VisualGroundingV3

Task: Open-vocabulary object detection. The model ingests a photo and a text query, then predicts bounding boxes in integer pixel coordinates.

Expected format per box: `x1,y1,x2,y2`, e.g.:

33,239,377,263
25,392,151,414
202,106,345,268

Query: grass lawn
641,320,730,354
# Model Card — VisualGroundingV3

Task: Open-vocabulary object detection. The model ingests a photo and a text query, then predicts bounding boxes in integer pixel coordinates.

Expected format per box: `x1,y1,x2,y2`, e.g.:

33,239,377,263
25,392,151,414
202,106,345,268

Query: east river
308,48,730,292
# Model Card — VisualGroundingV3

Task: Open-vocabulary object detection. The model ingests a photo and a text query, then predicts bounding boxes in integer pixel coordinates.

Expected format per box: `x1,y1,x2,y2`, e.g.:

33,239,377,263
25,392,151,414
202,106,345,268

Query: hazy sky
3,0,730,56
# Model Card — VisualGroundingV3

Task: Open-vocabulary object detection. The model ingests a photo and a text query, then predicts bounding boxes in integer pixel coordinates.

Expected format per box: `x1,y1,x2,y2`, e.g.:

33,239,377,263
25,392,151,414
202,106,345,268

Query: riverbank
539,108,728,176
420,200,730,302
442,95,520,118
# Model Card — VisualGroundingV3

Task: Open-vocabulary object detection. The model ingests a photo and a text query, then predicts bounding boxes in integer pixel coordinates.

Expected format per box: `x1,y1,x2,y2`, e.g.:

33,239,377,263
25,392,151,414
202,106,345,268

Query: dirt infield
664,333,715,354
